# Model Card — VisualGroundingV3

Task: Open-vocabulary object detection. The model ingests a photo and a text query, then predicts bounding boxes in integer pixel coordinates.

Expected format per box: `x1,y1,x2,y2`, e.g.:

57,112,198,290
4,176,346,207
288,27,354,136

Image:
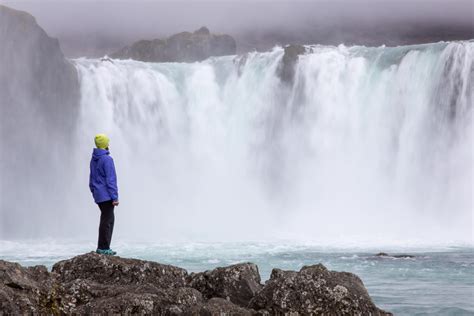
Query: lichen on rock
0,253,391,315
249,263,391,315
187,262,262,307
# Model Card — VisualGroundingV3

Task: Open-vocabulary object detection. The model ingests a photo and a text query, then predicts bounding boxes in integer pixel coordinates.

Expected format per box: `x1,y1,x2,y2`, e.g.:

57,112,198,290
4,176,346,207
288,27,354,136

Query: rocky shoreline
0,252,391,315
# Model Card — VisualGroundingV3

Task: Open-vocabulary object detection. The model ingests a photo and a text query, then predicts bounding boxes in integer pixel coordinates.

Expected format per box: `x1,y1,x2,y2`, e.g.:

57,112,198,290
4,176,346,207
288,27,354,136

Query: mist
1,0,473,57
0,1,472,244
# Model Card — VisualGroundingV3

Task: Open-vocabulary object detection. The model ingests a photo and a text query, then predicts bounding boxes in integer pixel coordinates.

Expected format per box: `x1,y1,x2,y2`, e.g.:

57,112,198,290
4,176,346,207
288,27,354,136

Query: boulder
249,264,391,315
52,252,188,287
187,262,262,308
52,253,197,314
110,26,236,63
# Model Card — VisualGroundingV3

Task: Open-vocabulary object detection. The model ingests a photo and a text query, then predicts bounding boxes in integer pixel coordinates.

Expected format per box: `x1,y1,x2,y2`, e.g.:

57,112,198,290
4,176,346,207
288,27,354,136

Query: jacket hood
92,148,109,161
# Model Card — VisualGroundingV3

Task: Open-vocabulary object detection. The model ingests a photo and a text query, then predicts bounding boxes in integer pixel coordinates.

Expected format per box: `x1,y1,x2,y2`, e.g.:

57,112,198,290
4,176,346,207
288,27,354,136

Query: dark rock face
187,262,262,307
0,253,390,315
110,26,236,63
68,285,203,315
250,264,391,315
0,4,78,128
0,5,79,238
278,44,307,84
191,297,255,315
0,260,56,314
52,253,198,314
375,252,415,259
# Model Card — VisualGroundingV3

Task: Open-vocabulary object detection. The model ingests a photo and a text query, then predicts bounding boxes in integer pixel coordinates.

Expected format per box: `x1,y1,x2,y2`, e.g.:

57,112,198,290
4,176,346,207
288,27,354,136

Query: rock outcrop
375,252,415,259
110,26,236,63
0,4,79,127
187,262,262,307
0,260,55,314
250,264,389,315
191,297,254,315
52,252,188,287
278,44,307,84
0,252,391,315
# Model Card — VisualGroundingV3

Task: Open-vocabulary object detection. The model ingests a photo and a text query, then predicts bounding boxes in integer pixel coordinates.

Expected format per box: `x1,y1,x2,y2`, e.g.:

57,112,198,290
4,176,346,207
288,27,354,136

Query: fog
1,0,473,56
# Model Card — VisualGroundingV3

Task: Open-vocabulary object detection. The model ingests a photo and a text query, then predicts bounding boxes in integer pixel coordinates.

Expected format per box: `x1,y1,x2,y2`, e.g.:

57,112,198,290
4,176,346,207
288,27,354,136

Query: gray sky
1,0,473,56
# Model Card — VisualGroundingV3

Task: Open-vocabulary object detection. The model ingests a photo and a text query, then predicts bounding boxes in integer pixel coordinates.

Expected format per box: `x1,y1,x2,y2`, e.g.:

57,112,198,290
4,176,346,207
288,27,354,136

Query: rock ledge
110,26,236,63
0,253,391,315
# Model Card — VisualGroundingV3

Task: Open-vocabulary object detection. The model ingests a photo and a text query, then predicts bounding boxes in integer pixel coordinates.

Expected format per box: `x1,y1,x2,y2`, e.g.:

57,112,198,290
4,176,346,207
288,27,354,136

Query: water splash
57,41,472,244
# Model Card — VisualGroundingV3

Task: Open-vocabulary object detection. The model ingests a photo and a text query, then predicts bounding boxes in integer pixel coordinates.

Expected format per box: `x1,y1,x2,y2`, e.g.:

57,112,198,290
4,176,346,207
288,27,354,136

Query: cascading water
63,41,472,245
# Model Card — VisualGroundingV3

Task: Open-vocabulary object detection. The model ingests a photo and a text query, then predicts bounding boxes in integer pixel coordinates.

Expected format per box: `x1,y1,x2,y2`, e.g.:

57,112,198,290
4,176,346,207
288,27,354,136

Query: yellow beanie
95,134,110,149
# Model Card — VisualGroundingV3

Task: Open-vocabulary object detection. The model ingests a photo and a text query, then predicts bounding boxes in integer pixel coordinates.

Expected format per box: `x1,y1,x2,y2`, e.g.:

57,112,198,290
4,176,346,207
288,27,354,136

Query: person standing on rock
89,134,119,255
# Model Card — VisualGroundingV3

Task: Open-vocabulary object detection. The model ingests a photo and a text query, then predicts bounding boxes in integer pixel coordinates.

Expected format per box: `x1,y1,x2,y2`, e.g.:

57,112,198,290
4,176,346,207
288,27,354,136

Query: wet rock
100,55,114,63
278,44,306,84
249,264,391,315
394,254,415,259
375,252,415,259
110,26,236,63
187,262,262,308
234,53,249,76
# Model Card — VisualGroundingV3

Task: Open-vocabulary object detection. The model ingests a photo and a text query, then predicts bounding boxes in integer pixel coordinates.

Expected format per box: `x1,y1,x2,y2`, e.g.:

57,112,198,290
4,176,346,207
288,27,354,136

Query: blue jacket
89,148,119,203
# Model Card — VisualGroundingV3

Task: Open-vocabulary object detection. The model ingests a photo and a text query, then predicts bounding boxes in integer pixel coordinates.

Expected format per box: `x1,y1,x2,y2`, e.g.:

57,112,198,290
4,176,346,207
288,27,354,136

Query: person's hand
112,200,119,206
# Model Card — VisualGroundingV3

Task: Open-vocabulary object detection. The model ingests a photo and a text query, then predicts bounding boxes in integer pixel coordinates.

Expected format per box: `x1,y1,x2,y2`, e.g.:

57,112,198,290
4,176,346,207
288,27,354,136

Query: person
89,133,119,255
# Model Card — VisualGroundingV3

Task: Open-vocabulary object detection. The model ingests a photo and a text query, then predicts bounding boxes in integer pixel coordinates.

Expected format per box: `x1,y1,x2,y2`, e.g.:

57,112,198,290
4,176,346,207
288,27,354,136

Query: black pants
97,200,115,250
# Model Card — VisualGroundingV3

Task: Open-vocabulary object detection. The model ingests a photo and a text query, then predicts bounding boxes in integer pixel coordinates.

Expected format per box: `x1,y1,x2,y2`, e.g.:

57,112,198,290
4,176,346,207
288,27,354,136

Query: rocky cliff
0,253,391,315
110,27,236,63
0,5,79,238
0,4,79,127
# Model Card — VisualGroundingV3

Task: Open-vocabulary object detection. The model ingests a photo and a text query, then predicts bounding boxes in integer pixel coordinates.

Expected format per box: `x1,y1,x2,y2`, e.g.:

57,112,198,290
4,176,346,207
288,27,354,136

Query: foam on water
0,240,472,315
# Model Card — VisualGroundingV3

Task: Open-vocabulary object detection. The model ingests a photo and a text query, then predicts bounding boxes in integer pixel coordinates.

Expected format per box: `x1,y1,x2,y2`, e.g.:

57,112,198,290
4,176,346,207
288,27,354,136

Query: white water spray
68,41,472,244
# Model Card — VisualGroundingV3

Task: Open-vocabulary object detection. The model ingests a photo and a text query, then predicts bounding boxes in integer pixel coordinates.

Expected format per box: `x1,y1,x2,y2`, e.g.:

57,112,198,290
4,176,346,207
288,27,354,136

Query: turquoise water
1,240,473,315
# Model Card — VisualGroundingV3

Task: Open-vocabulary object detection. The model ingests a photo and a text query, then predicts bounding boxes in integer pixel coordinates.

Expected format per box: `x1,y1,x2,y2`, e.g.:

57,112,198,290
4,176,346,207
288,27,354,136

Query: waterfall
66,41,472,244
4,41,473,244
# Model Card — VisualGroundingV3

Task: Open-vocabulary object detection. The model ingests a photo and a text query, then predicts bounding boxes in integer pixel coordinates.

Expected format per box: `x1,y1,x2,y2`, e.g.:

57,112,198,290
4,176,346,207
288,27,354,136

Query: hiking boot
96,248,117,255
105,249,117,255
